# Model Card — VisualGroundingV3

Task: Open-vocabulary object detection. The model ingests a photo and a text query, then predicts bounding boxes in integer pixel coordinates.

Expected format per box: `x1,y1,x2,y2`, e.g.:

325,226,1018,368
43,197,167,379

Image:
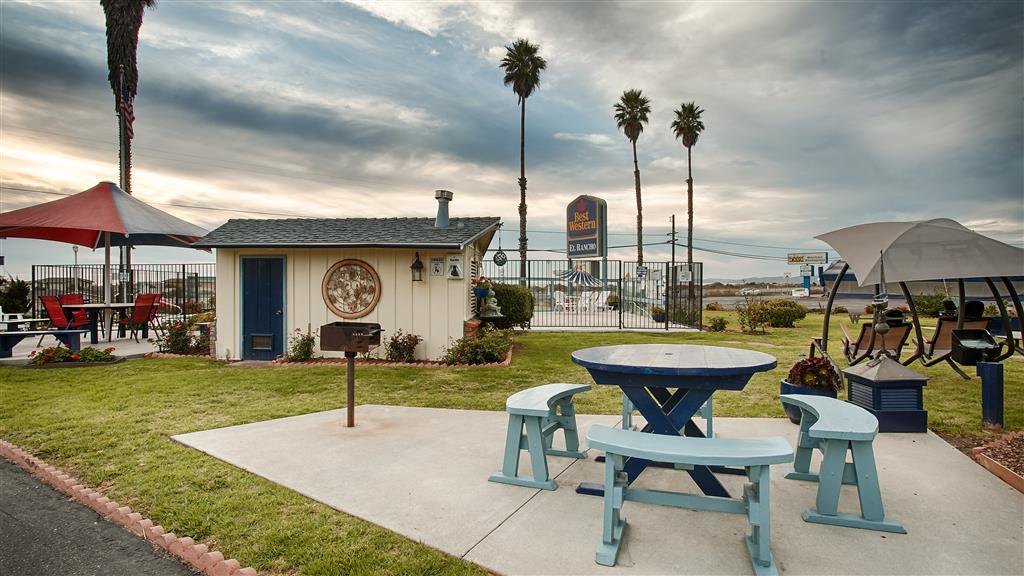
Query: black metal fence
480,259,702,329
31,263,216,318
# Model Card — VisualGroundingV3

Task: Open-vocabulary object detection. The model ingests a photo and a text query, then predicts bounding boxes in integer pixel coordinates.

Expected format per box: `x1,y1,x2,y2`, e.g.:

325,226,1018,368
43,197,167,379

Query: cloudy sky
1,0,1021,280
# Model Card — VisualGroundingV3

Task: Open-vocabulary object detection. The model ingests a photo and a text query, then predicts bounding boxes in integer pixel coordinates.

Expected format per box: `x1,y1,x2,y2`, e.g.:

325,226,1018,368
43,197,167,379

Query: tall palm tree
670,102,705,274
101,0,156,195
499,38,546,278
613,89,651,264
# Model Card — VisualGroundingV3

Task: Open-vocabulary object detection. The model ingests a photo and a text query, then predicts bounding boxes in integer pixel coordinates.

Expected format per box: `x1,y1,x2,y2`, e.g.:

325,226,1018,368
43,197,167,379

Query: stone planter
779,378,837,424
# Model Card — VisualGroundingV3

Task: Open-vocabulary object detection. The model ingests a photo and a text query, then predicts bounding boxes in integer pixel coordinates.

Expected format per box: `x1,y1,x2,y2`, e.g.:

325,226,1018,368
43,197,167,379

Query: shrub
833,305,848,314
787,356,843,391
913,291,948,318
187,310,215,329
29,345,116,365
708,316,728,332
286,328,317,361
763,299,808,328
384,329,422,362
490,283,534,328
705,301,725,311
0,276,31,314
650,305,665,314
163,322,210,355
442,329,512,365
864,304,873,314
736,295,768,333
668,306,698,326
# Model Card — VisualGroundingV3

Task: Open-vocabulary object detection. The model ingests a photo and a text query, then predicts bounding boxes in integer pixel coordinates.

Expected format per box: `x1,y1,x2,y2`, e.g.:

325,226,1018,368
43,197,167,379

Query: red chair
145,294,165,338
38,295,90,346
119,294,159,343
57,293,98,332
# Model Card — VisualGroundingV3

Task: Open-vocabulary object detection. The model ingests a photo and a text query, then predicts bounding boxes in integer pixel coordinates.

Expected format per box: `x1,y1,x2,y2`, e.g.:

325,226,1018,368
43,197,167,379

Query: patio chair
58,292,99,332
553,291,572,311
578,291,603,312
145,294,166,339
38,295,90,346
840,321,911,366
118,293,160,343
916,306,990,379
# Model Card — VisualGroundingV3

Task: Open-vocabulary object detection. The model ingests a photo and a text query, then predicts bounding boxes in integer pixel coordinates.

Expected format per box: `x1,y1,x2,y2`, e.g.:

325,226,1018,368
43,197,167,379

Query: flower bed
26,345,122,368
972,432,1024,493
271,347,513,368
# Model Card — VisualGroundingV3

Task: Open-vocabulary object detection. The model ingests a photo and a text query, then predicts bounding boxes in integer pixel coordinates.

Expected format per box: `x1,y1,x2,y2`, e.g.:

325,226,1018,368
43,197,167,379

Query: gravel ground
980,434,1024,477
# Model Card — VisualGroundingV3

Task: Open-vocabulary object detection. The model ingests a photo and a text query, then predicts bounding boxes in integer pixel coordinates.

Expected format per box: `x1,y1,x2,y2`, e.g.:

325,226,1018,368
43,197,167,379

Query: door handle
275,310,282,315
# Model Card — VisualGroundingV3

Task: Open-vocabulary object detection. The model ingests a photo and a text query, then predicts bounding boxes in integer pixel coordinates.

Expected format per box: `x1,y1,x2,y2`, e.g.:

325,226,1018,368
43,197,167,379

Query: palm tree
499,38,546,278
670,102,705,275
614,89,651,264
101,0,156,195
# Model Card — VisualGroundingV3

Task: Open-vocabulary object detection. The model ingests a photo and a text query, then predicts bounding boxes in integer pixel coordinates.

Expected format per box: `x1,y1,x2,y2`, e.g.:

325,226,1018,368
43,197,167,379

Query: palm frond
670,101,705,148
613,88,651,143
101,0,157,105
499,38,547,104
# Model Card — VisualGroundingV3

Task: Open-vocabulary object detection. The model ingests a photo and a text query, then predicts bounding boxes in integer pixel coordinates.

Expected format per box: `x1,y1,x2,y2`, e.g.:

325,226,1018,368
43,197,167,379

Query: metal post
977,362,1003,427
670,215,676,329
345,351,356,427
618,262,623,329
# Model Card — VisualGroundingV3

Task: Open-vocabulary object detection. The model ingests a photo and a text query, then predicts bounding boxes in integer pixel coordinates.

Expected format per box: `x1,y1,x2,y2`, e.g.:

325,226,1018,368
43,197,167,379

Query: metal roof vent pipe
435,189,453,229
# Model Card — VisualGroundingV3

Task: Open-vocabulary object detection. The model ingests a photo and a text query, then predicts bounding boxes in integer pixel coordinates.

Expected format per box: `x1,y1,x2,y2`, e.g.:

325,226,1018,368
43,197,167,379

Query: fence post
618,262,623,330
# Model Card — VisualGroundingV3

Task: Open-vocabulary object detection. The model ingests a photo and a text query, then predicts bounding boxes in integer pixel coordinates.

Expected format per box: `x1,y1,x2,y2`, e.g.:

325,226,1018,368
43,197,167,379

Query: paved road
0,459,196,576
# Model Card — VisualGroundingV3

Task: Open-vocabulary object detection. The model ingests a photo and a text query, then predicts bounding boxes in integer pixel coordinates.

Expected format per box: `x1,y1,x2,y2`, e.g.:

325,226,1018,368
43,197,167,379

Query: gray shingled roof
194,217,501,249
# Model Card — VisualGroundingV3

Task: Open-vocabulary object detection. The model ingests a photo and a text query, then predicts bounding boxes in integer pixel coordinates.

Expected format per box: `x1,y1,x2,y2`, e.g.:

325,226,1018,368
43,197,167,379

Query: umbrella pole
104,232,112,305
900,282,925,366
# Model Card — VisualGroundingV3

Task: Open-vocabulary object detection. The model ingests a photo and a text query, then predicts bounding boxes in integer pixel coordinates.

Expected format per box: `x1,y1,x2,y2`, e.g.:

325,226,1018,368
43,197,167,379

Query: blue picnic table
572,344,777,497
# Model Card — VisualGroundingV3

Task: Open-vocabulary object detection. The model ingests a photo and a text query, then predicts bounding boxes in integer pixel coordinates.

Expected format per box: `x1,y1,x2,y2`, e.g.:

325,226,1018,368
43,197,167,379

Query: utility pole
669,215,677,323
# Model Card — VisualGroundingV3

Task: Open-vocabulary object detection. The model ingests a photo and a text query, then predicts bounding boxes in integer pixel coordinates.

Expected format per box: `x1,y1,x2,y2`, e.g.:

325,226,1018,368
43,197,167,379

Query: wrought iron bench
586,425,793,575
488,383,590,490
781,394,906,533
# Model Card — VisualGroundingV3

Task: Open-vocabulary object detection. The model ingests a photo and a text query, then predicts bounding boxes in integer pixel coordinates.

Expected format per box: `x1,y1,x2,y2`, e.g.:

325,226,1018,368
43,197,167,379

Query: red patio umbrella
0,181,208,303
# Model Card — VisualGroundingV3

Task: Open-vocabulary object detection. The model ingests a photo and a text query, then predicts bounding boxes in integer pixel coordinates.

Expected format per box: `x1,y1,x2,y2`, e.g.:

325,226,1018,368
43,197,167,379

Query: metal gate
480,259,702,329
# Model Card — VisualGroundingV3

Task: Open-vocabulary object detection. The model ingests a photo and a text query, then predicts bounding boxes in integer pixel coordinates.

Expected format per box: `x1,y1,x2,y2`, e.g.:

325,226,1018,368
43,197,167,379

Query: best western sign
566,195,607,259
787,252,828,265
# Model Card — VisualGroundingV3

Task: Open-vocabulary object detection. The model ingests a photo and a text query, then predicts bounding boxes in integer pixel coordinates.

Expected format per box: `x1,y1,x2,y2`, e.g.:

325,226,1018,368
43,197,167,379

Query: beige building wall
214,244,484,361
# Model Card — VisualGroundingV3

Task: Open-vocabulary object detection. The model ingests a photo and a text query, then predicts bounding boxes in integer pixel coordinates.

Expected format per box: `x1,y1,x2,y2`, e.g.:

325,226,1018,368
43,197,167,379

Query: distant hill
704,275,804,285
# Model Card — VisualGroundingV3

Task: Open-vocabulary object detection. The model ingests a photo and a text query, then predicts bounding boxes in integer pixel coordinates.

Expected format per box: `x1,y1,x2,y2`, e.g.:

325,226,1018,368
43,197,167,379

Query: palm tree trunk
632,140,642,264
518,98,528,279
686,145,694,319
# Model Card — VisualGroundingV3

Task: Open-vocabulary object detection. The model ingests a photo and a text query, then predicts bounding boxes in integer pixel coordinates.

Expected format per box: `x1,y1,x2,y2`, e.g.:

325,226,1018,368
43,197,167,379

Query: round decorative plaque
321,259,381,319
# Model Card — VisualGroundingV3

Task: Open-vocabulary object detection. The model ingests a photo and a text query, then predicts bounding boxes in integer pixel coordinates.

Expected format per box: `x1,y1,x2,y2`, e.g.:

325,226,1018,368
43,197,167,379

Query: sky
1,0,1022,281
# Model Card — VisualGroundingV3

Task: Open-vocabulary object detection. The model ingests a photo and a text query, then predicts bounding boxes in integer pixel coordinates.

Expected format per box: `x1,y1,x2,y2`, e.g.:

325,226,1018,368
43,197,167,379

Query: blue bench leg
488,414,557,491
785,411,819,482
545,398,588,459
744,465,777,575
55,332,82,352
801,439,906,534
596,453,626,566
621,393,635,431
699,397,714,438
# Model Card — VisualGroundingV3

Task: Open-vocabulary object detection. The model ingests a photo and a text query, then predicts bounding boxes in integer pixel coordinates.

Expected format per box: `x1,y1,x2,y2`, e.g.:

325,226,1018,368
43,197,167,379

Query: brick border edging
0,440,257,576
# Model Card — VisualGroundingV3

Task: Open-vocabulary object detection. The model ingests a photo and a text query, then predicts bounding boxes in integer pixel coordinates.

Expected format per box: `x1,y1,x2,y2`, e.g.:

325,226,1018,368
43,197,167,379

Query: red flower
71,354,81,360
29,350,36,356
175,323,183,329
105,347,115,353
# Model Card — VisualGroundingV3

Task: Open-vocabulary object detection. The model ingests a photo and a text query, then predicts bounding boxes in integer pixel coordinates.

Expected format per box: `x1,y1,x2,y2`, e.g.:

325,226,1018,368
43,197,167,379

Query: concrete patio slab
174,407,1024,575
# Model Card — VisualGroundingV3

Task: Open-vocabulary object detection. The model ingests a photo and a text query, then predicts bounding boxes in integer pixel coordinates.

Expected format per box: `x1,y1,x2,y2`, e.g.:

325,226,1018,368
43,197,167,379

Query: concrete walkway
0,460,195,576
174,406,1024,575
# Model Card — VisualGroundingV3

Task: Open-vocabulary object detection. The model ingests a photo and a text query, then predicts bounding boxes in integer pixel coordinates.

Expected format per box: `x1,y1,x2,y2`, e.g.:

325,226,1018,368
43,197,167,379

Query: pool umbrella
556,268,603,287
815,218,1023,286
0,181,208,303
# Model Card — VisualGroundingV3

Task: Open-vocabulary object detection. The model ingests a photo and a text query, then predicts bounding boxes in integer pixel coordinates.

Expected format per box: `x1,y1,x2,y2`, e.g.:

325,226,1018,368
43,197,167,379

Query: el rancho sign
566,195,607,259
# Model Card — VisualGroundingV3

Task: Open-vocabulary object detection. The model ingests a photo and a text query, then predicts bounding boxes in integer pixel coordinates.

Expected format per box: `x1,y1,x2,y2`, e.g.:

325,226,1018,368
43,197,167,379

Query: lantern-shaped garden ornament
844,356,928,433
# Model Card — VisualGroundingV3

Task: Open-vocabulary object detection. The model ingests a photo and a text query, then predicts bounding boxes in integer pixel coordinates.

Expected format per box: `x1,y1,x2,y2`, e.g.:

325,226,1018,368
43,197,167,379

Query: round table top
571,344,777,378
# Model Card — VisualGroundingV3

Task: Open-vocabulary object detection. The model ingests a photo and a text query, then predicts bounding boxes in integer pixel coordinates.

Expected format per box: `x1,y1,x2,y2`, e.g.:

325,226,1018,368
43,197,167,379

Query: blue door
241,257,284,360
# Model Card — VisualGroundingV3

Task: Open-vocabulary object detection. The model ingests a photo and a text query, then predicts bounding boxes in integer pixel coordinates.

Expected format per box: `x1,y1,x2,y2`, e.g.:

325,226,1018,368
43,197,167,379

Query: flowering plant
29,345,116,365
471,276,493,289
286,327,317,361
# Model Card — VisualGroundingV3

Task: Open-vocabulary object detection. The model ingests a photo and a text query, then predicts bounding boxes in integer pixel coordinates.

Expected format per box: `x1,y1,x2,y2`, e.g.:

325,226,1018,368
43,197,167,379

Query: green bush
286,328,317,361
833,305,848,314
913,291,948,318
708,316,728,332
763,299,808,328
0,276,31,314
736,295,768,333
490,284,535,328
163,322,210,356
29,345,116,365
384,329,422,362
442,329,512,365
705,301,725,311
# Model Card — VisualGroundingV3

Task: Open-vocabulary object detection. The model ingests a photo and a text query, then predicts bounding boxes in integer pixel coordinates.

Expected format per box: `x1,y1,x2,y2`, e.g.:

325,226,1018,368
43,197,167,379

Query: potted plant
779,356,843,424
650,305,666,323
471,276,492,300
607,293,619,311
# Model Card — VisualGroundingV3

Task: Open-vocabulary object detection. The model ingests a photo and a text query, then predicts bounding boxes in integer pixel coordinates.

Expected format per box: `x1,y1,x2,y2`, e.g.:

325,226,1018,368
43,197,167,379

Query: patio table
572,344,777,498
62,302,136,344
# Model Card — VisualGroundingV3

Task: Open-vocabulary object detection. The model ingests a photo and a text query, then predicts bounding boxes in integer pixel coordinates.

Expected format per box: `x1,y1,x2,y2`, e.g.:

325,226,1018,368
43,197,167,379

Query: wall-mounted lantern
411,252,424,282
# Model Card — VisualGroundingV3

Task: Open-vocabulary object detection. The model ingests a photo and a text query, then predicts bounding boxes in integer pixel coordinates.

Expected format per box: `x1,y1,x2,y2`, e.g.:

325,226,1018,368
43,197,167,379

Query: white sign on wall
446,254,464,279
430,256,444,277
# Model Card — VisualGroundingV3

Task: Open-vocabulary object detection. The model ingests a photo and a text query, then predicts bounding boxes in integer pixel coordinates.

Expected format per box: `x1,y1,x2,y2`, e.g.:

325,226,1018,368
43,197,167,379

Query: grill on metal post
319,322,382,427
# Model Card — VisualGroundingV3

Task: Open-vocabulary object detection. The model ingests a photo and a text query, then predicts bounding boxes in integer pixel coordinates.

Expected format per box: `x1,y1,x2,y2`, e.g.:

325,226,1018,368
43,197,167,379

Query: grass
0,311,1020,575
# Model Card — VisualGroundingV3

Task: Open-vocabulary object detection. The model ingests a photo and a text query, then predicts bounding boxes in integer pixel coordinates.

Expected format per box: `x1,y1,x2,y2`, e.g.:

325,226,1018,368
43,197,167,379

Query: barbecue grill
320,321,382,427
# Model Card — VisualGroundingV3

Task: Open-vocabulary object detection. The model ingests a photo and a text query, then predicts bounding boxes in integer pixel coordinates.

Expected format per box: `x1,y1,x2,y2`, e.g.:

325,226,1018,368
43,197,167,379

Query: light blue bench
587,425,793,575
488,383,591,490
781,394,906,534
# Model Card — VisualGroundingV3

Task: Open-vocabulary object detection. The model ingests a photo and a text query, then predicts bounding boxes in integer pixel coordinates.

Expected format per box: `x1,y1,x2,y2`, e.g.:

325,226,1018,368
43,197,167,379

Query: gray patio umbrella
815,218,1023,286
556,268,603,287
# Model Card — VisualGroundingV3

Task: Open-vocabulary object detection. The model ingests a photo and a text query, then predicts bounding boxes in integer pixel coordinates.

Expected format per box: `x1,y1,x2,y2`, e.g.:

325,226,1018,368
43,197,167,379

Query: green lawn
1,312,1020,575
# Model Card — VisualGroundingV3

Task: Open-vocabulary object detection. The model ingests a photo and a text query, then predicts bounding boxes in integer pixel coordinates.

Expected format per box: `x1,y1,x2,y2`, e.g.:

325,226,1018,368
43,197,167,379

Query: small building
195,193,499,361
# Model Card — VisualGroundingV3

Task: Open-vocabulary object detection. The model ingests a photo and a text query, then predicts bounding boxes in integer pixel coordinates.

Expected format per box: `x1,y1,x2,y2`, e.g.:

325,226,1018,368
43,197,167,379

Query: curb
970,431,1024,494
0,439,257,576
